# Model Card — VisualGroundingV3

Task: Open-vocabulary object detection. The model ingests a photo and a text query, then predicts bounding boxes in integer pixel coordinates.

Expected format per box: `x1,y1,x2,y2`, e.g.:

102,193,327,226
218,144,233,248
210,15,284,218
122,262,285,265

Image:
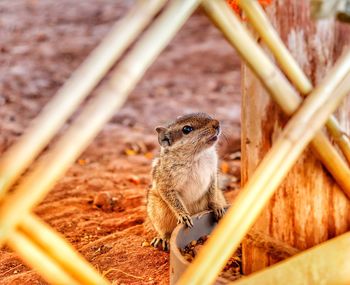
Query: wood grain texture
241,0,350,274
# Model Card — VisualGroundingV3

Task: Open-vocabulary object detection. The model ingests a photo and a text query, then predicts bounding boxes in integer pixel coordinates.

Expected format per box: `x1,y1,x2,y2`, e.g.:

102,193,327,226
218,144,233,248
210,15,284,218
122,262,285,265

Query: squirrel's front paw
177,213,193,228
210,205,226,221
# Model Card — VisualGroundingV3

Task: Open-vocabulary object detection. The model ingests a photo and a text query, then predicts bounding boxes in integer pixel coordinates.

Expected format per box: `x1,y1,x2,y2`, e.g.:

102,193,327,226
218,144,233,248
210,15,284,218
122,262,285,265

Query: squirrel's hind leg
147,192,176,251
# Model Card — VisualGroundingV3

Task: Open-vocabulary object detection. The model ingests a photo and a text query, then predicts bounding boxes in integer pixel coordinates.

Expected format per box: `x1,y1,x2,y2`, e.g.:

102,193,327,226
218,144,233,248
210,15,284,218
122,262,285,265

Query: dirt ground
0,1,241,284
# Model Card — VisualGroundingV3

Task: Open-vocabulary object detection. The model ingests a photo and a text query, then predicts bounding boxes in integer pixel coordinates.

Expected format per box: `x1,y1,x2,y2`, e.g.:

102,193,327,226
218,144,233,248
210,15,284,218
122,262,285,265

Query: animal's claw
151,237,169,251
213,207,226,220
177,213,194,228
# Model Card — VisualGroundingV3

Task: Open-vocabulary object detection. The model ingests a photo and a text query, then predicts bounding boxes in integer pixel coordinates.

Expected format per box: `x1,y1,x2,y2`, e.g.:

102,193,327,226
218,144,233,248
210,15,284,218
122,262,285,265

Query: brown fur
147,113,227,250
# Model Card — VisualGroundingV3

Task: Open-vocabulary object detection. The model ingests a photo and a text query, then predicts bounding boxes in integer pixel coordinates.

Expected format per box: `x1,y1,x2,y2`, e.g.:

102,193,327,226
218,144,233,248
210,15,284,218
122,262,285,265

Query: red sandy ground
0,1,241,284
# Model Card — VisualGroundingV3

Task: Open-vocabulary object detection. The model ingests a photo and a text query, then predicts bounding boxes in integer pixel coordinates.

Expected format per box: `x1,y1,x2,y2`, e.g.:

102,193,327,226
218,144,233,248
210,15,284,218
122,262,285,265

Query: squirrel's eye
182,125,193,135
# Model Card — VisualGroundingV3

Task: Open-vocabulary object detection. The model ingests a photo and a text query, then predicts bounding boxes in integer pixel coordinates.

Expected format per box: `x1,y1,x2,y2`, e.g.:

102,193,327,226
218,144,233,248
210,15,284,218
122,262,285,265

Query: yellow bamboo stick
177,60,350,284
0,0,166,200
7,231,81,285
232,232,350,285
20,214,109,285
240,0,350,165
0,0,201,246
202,0,350,195
325,116,350,163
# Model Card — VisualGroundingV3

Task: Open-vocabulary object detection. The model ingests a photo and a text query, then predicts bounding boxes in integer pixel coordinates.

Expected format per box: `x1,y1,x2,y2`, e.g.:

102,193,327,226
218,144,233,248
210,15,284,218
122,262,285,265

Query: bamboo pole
231,232,350,285
202,0,350,195
0,0,166,200
7,231,81,285
325,116,350,163
239,0,350,165
0,0,201,246
177,57,350,284
19,214,109,285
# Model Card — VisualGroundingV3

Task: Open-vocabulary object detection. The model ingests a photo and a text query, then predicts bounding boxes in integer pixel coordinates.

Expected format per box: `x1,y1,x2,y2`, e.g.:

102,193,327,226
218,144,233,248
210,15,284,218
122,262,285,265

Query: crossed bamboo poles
0,0,349,284
179,1,350,284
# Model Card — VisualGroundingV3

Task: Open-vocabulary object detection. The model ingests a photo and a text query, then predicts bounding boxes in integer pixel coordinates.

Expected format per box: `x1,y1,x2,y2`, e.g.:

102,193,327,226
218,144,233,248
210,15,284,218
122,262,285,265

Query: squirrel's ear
155,127,171,147
155,126,166,134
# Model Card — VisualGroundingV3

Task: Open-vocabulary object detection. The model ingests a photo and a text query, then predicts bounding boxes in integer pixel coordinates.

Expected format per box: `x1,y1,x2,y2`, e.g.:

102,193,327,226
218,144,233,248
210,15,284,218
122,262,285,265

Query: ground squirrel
147,113,227,251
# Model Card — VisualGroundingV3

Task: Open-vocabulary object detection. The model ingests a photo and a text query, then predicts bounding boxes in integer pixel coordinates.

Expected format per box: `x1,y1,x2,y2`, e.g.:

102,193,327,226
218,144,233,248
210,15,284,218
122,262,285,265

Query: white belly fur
176,147,217,205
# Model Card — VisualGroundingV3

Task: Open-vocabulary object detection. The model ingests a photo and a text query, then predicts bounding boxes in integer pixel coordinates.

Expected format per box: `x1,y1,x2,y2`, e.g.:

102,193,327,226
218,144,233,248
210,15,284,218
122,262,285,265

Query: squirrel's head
155,113,220,154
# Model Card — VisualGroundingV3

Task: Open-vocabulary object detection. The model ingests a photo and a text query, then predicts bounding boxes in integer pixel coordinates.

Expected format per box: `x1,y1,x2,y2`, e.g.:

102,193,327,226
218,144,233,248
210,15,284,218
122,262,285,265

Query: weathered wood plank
242,0,350,274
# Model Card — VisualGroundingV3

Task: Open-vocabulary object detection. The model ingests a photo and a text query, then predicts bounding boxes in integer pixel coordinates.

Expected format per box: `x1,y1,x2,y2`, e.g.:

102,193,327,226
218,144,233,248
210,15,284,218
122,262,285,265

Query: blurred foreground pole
311,0,350,22
242,0,350,274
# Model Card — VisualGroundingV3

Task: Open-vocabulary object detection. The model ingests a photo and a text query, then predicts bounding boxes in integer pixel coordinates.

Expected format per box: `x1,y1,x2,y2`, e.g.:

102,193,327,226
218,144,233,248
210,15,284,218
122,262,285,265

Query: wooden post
242,1,350,274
